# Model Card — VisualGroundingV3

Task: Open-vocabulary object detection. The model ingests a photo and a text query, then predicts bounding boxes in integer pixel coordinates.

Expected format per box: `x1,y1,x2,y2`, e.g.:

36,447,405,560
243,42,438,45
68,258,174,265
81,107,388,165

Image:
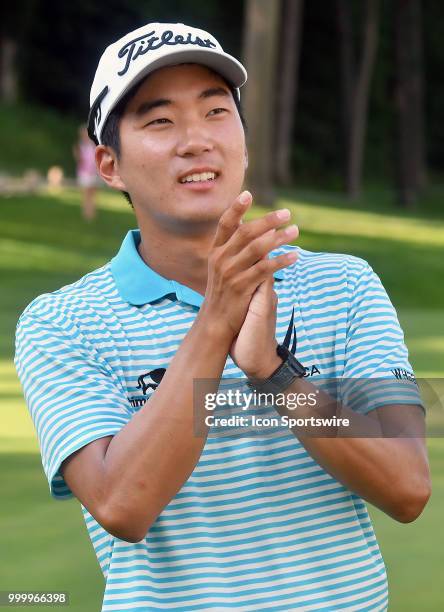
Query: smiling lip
177,167,220,187
177,166,220,183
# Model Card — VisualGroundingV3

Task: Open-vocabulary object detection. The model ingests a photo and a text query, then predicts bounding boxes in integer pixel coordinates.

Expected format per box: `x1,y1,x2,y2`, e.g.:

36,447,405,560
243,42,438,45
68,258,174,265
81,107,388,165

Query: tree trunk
242,0,281,207
393,0,427,208
0,36,18,103
274,0,304,186
336,0,354,187
337,0,379,200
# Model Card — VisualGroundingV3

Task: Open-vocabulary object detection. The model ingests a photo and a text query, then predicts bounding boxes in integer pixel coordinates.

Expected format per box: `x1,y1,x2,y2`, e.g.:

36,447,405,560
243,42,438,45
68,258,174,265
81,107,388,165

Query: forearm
101,310,232,541
271,377,430,522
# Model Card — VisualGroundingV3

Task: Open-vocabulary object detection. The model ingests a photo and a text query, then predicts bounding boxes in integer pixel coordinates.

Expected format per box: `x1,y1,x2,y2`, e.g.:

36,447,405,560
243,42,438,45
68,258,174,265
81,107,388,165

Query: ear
244,148,249,170
95,145,128,191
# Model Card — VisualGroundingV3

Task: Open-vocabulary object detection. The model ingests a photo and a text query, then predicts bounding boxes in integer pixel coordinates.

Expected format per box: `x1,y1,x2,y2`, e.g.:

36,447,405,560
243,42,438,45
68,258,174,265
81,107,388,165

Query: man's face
114,63,247,232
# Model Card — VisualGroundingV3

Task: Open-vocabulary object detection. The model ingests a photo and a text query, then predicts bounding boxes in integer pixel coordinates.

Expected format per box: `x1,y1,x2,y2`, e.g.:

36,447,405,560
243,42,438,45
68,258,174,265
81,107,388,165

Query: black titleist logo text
117,30,217,76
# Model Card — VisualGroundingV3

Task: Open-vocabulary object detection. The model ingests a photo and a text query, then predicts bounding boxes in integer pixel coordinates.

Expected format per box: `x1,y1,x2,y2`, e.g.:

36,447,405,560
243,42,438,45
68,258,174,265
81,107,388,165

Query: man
15,22,430,612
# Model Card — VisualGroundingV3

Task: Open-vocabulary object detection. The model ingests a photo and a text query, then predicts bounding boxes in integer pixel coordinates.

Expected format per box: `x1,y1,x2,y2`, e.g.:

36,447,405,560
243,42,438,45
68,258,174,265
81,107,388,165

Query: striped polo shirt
15,229,420,611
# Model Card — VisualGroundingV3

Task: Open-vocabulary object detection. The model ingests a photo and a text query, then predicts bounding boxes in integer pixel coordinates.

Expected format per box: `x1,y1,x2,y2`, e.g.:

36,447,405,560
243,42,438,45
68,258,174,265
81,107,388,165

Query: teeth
181,172,216,183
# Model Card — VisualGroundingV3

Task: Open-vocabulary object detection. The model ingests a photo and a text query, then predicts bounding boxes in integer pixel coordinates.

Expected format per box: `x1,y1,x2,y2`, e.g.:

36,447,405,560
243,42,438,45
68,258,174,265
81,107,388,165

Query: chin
180,208,223,227
164,205,226,235
180,194,231,219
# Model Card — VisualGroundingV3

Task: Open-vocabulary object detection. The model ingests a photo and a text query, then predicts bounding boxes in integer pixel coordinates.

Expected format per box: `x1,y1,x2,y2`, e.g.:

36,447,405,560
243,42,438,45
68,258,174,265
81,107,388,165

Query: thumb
261,255,277,291
254,273,277,309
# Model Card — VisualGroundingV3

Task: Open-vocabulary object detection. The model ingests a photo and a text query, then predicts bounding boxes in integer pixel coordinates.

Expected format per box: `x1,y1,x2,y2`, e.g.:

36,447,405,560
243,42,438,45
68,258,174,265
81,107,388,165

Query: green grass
369,437,444,612
1,188,443,611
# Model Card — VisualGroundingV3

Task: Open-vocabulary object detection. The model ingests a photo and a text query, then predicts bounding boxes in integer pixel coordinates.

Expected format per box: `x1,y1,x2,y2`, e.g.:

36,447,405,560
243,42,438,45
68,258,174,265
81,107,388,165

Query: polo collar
111,229,284,307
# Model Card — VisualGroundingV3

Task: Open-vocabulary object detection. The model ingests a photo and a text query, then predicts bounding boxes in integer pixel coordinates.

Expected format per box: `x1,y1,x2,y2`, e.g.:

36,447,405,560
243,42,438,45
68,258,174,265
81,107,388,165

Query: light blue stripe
102,576,388,607
107,533,375,569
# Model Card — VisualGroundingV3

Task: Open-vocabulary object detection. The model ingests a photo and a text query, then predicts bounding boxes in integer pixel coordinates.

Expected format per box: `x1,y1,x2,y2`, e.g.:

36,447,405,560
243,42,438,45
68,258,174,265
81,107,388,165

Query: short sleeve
14,299,132,499
342,261,422,413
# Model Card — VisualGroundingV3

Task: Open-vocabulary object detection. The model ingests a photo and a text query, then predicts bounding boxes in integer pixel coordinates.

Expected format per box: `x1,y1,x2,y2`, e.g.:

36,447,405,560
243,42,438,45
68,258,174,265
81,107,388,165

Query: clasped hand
201,191,299,379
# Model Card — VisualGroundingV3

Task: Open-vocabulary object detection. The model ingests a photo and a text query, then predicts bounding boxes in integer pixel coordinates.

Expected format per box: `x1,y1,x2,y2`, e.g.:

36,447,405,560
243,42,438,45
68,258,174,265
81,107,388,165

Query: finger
253,273,275,304
262,272,275,293
231,224,299,271
248,275,277,316
224,207,292,255
213,191,253,247
234,250,298,293
263,276,279,314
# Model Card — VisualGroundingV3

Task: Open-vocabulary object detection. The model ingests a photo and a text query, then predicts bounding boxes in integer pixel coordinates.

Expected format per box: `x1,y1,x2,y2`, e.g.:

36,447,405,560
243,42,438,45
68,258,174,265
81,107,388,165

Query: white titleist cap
88,22,247,144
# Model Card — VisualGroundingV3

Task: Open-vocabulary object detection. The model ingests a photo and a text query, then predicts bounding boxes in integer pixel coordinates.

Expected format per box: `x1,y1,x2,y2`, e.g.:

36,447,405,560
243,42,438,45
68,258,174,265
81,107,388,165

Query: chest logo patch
137,368,167,394
128,368,167,408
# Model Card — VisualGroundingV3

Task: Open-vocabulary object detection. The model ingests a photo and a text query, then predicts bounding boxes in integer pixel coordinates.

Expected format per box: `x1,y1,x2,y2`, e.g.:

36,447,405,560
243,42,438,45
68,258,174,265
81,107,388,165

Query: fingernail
276,208,291,220
238,191,251,205
284,224,298,237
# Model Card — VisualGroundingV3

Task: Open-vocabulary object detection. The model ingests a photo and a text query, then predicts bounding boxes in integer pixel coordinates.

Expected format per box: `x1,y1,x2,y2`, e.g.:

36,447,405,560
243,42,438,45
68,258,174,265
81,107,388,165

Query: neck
136,218,216,296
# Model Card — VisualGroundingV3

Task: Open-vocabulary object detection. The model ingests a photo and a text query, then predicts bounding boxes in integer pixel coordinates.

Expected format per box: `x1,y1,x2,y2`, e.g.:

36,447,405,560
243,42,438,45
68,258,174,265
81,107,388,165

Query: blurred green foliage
0,103,78,176
3,0,444,184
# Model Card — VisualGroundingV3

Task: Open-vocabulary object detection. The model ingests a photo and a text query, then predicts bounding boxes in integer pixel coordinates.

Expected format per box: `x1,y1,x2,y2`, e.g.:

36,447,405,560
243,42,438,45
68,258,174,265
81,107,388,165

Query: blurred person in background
73,124,97,220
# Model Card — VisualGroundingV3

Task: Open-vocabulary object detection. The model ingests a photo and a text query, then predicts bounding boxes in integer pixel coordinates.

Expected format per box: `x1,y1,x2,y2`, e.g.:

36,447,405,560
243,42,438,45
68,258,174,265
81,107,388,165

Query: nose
176,121,214,157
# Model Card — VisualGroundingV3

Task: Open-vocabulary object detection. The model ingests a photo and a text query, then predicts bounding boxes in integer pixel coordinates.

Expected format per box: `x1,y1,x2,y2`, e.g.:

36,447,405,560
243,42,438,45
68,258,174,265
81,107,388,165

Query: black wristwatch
248,344,306,394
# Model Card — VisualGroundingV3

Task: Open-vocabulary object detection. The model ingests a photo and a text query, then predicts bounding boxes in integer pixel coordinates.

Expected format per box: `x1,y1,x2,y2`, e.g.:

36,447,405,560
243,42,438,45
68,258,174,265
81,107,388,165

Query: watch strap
247,344,306,394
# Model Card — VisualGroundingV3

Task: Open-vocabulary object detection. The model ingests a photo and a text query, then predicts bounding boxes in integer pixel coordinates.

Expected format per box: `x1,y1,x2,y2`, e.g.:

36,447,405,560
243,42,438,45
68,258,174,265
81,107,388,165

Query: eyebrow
134,87,231,117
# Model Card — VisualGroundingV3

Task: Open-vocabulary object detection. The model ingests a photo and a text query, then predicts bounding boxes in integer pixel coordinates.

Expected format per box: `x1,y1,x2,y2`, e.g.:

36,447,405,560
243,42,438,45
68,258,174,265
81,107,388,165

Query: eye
207,108,228,117
146,117,172,126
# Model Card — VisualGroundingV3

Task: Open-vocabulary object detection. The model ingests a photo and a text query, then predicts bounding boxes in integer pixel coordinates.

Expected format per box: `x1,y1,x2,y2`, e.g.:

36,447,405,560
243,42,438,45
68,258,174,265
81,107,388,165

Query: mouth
178,169,220,187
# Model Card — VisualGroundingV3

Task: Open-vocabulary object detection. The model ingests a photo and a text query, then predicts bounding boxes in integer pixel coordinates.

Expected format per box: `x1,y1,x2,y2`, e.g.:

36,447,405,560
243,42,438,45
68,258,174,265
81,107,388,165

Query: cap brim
128,47,247,90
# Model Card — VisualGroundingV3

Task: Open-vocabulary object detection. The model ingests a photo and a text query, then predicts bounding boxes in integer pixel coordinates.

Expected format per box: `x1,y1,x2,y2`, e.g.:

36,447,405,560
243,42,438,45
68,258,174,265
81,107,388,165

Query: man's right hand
199,190,298,340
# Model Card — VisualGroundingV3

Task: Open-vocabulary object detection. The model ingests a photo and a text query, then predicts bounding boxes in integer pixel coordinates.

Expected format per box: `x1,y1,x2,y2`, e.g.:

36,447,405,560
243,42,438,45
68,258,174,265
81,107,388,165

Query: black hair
100,73,247,207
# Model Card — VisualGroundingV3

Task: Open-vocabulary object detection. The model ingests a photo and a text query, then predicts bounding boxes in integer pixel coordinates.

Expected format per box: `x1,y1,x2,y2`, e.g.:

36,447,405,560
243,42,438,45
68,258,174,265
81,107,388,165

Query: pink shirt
77,141,97,176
